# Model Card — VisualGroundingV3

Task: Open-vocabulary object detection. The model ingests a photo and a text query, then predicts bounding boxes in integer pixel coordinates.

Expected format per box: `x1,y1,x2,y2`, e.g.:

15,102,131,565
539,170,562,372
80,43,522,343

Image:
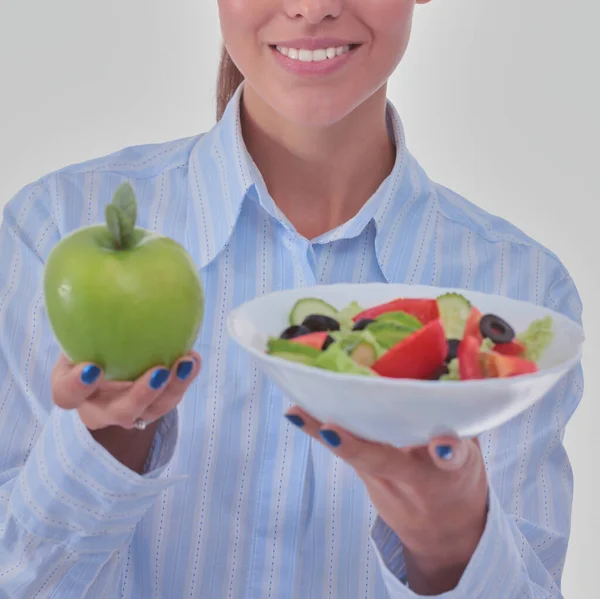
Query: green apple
43,183,204,381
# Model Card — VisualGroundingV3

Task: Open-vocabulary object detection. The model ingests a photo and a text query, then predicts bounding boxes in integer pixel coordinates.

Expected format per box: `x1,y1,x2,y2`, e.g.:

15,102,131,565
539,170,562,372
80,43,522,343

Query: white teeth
275,45,352,62
312,49,328,61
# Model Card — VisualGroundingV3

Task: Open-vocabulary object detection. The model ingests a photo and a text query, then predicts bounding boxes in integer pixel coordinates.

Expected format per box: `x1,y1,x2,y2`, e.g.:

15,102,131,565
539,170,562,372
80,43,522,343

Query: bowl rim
226,282,585,389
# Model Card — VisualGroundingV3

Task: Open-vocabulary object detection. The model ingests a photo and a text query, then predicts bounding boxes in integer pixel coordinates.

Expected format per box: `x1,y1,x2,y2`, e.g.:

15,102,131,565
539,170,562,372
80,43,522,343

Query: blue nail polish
81,365,101,385
320,430,341,448
285,414,305,428
176,360,194,381
149,368,170,390
436,445,454,460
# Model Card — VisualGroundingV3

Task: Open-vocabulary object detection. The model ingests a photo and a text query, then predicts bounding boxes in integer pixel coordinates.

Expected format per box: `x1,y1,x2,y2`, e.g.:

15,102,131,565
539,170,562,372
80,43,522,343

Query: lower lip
270,46,359,76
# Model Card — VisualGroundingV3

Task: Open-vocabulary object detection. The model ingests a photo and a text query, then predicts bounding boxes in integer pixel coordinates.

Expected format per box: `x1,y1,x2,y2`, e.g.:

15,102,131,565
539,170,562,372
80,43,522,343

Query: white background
0,0,597,596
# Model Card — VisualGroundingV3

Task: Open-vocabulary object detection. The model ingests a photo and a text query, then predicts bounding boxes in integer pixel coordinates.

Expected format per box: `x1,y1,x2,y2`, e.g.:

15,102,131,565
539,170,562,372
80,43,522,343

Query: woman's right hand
50,352,201,473
51,352,201,430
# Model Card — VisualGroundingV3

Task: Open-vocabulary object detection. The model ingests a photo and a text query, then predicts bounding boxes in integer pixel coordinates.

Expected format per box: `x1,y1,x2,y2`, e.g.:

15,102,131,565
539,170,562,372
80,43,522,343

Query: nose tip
286,0,343,23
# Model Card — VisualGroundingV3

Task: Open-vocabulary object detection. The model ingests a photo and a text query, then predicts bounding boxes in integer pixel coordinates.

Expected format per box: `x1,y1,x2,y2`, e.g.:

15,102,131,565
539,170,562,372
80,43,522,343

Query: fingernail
285,414,305,428
436,445,454,460
320,429,341,448
176,360,194,381
81,365,101,385
150,368,170,390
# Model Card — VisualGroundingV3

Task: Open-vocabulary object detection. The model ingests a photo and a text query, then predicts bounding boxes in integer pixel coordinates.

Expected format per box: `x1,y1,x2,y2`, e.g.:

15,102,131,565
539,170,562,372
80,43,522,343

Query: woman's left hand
285,407,489,595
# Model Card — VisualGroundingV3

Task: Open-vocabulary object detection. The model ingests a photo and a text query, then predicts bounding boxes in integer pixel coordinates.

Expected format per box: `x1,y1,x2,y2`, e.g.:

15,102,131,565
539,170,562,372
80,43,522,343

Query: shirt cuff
142,408,179,476
10,406,186,555
370,487,531,598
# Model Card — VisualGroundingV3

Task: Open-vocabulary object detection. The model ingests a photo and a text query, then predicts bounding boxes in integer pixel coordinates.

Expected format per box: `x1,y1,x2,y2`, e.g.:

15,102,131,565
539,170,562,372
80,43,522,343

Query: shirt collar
187,83,254,268
187,83,426,280
372,102,432,284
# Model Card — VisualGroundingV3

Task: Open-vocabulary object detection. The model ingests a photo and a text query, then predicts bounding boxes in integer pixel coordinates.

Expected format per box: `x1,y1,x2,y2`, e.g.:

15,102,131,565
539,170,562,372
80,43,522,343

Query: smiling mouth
271,44,361,63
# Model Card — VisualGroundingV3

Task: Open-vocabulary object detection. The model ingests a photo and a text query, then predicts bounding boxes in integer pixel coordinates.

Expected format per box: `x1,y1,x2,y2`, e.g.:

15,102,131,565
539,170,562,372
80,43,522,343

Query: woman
0,1,583,597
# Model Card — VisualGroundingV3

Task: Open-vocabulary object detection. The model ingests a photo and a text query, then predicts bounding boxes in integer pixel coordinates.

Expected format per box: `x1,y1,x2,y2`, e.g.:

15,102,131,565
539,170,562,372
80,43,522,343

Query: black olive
322,335,335,350
430,364,450,380
280,324,311,340
301,314,341,333
446,339,460,363
479,314,515,344
352,318,376,331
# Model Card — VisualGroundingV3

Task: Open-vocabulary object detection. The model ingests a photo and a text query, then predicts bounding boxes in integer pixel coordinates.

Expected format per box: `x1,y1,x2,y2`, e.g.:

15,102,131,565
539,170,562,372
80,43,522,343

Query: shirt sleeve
370,271,584,599
0,177,185,598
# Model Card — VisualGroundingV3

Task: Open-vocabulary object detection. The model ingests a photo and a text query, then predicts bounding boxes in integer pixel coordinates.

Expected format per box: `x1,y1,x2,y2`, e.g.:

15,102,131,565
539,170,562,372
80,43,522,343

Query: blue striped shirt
0,84,584,598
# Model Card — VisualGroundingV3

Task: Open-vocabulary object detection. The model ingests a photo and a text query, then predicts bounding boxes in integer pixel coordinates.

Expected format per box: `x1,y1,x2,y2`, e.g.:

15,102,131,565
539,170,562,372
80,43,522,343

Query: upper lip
269,38,360,50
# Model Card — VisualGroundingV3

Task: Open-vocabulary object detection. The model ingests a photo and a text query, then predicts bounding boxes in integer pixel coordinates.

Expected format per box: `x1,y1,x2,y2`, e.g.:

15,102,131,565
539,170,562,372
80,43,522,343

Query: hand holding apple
43,182,204,470
51,352,201,430
50,352,201,472
43,182,205,381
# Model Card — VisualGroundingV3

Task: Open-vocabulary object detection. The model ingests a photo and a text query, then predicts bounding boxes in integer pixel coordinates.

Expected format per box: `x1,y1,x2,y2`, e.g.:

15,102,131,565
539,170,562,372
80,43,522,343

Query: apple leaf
106,182,137,250
112,182,137,228
105,204,123,249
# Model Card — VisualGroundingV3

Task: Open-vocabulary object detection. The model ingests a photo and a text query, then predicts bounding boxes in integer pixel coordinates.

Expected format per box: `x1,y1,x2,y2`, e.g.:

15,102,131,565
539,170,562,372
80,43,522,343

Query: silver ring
133,418,148,431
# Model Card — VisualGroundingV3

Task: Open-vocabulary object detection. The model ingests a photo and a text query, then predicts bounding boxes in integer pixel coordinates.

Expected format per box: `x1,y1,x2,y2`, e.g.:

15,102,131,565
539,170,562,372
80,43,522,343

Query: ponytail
216,45,244,121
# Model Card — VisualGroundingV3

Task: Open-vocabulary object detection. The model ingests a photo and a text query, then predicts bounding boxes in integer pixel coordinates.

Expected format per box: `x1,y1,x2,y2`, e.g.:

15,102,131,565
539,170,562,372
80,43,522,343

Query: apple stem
105,183,138,250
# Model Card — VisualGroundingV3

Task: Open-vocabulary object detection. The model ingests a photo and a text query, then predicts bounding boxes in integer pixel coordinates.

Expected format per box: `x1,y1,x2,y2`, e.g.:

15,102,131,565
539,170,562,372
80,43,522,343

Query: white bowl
227,283,584,447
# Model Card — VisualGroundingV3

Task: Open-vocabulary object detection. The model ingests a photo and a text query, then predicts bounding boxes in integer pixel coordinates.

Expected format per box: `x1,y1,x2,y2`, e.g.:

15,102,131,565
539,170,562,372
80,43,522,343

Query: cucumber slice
350,342,378,368
289,298,338,326
334,330,386,361
437,293,472,339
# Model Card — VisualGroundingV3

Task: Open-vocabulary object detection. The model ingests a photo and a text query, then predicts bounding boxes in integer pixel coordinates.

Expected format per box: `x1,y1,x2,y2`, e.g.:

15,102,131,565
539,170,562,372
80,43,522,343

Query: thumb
427,436,472,471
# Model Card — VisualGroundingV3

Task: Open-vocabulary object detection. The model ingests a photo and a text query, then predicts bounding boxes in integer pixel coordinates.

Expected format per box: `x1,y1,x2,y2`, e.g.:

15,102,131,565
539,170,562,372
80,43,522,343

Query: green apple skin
43,225,204,381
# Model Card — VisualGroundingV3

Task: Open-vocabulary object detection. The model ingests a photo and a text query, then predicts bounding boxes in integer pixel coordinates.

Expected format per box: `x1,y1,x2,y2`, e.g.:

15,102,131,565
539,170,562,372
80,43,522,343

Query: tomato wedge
458,336,485,380
492,339,525,357
486,353,538,378
372,319,447,379
354,298,439,326
290,331,329,350
463,306,483,342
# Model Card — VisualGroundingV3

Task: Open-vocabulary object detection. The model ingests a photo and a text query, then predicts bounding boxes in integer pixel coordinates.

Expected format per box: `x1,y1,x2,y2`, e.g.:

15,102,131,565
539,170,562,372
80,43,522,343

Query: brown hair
216,45,244,121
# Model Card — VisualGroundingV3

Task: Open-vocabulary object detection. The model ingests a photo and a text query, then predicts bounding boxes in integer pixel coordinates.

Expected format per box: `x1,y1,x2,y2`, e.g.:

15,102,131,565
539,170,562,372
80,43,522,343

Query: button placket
291,234,317,287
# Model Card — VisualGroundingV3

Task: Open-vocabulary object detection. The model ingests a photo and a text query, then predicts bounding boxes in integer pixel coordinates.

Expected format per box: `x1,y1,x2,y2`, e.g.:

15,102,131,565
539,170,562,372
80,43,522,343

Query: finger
52,354,104,409
284,406,412,478
319,425,413,477
79,363,172,429
427,436,473,471
284,407,410,477
140,352,202,423
283,406,323,438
